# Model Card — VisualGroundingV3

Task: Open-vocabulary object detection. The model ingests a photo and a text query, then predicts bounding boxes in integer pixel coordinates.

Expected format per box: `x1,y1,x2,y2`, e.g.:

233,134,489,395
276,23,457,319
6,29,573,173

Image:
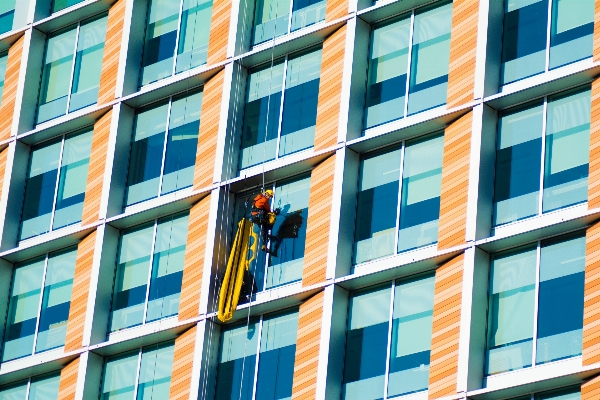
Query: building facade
0,0,597,399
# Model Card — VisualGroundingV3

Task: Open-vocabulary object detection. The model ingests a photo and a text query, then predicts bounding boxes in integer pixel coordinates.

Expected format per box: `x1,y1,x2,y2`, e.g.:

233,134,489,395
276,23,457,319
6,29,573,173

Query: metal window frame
30,253,50,357
64,21,81,115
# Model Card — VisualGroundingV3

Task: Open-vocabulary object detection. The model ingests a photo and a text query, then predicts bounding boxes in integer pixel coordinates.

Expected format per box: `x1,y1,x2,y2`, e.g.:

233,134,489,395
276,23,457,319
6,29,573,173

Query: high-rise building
0,0,596,399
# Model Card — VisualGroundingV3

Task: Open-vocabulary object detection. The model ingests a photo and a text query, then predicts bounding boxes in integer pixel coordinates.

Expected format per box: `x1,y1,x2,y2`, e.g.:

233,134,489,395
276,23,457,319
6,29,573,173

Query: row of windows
0,0,86,38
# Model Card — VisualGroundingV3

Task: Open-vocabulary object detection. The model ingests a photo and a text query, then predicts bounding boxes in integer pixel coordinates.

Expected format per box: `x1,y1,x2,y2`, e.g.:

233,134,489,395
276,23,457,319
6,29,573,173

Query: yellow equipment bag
217,218,257,322
267,212,276,225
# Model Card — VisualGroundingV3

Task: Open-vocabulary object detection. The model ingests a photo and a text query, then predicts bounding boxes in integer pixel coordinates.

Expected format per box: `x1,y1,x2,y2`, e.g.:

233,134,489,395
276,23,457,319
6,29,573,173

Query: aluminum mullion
132,348,144,400
141,220,159,324
48,135,66,234
274,56,288,161
538,98,548,215
31,254,50,356
394,143,406,254
157,96,173,196
544,0,553,71
531,242,542,367
251,315,264,400
382,281,396,400
65,22,81,115
172,0,186,76
403,12,415,118
24,379,31,400
286,0,294,36
262,182,276,290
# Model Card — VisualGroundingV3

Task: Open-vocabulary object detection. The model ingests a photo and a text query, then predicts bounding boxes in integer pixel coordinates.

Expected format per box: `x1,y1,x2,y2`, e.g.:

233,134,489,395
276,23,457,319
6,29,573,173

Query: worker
251,189,280,255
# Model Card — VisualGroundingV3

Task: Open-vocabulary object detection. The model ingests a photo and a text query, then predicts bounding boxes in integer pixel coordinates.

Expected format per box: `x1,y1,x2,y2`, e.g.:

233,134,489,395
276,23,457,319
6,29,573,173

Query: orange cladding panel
446,0,479,108
438,112,472,250
98,0,126,104
314,25,346,151
325,0,348,22
207,0,231,64
589,78,600,209
169,326,198,400
583,374,600,399
583,221,600,365
0,147,8,202
594,0,600,62
428,253,463,399
302,155,336,286
292,291,324,400
64,231,97,352
0,35,24,140
179,195,211,321
58,357,80,400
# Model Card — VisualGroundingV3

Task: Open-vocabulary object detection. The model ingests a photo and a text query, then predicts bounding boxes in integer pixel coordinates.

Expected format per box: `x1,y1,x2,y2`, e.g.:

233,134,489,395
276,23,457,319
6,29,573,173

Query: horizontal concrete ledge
357,0,439,23
0,350,79,385
0,29,26,52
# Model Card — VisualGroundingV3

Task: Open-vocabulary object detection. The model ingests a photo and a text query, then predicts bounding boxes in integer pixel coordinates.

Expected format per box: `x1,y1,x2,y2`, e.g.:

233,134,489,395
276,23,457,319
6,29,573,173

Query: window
251,0,325,46
353,133,443,265
109,213,189,333
235,174,310,292
364,1,452,129
140,0,214,86
1,248,76,362
486,233,584,375
124,91,202,207
52,0,86,13
0,373,60,399
19,128,93,241
506,387,581,400
100,341,175,399
500,0,594,86
342,274,435,399
239,47,322,169
493,88,590,227
214,309,298,400
0,52,7,102
37,15,108,124
0,0,30,36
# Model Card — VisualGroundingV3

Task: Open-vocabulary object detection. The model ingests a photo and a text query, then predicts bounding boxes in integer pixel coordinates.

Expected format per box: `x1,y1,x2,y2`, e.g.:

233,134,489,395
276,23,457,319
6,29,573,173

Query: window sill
106,315,180,344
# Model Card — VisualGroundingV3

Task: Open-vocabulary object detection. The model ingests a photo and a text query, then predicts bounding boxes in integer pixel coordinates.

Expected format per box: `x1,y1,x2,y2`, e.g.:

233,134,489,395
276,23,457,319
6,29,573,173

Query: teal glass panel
0,53,8,104
101,351,139,400
493,102,544,226
342,284,391,400
252,0,289,45
0,0,29,35
0,381,27,399
353,147,401,264
29,374,60,400
279,48,321,157
290,0,325,32
137,343,175,399
398,134,443,252
69,15,108,112
486,245,537,375
53,129,93,230
35,249,76,353
52,0,86,13
1,258,45,362
364,15,410,129
536,387,581,400
176,0,213,73
549,0,594,69
542,89,590,212
407,2,452,115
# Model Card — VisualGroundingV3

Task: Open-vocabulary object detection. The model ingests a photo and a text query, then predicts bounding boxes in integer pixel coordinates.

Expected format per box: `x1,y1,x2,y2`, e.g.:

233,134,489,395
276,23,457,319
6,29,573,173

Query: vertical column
582,375,600,399
428,253,464,399
207,0,233,65
583,220,600,365
446,0,479,109
58,357,80,400
0,35,25,140
588,78,600,209
97,0,127,105
169,326,202,400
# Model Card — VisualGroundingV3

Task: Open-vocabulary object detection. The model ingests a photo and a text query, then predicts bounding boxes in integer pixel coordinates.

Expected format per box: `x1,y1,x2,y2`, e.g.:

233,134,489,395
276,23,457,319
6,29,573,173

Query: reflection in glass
0,374,60,400
176,0,213,72
549,0,594,69
536,386,581,400
52,0,86,13
252,0,324,46
0,0,30,36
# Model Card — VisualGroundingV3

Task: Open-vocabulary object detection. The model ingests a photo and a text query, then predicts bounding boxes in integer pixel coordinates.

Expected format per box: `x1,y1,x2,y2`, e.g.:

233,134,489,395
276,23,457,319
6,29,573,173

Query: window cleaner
250,189,281,256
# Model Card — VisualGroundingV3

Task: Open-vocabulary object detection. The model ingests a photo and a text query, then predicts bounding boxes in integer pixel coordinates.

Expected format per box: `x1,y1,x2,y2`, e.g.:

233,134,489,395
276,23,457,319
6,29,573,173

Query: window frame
0,372,61,398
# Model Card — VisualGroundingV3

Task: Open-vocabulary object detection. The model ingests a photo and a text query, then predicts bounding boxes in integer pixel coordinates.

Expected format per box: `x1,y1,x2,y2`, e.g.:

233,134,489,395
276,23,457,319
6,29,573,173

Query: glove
274,208,281,215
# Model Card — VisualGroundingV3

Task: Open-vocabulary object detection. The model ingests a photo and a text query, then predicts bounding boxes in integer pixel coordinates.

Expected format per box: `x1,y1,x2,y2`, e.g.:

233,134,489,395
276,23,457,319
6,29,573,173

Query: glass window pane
20,139,62,240
0,1,17,36
0,53,8,103
215,320,260,400
542,89,590,212
365,16,410,129
53,129,93,229
549,0,593,69
35,249,76,352
354,148,401,264
0,381,28,400
494,102,544,226
279,48,321,157
161,92,202,195
536,387,581,400
536,234,585,364
52,0,86,13
69,16,108,112
110,224,154,332
2,258,45,362
125,102,169,206
101,351,139,400
398,134,443,252
29,374,60,400
176,0,213,73
290,0,325,32
239,61,284,169
407,2,452,115
387,275,434,397
501,0,548,85
137,343,175,400
342,284,391,400
252,0,289,45
140,0,180,86
146,213,189,322
255,311,299,399
486,246,536,375
38,27,77,124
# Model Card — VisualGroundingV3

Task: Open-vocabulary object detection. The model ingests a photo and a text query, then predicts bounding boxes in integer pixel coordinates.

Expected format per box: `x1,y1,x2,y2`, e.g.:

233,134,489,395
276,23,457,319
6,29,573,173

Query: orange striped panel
594,0,600,62
325,0,347,22
589,78,600,209
0,35,24,140
64,230,97,352
292,290,324,400
206,0,231,65
0,147,8,202
98,0,126,104
428,253,463,399
58,356,80,400
446,0,479,108
583,374,600,399
193,70,223,190
169,326,198,399
314,25,346,151
303,155,335,286
179,195,211,321
81,110,112,226
583,221,600,365
438,112,472,250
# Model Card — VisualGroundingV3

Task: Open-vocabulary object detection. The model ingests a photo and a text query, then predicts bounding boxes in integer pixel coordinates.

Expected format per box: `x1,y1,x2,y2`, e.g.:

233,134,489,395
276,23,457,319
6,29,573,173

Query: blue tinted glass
290,0,325,32
252,0,289,45
549,0,594,69
52,0,86,13
29,374,60,400
0,10,14,37
176,0,213,73
536,386,581,400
